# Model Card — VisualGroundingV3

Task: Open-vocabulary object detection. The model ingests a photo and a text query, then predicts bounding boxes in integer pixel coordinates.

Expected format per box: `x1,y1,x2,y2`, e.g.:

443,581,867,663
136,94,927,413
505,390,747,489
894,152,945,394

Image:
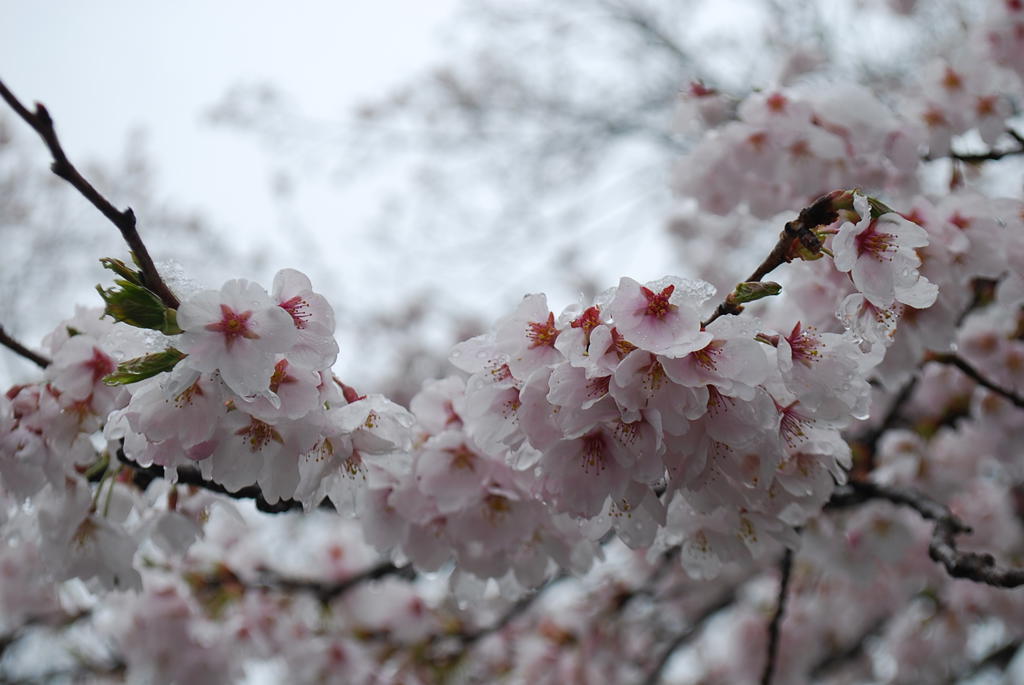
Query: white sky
0,0,459,247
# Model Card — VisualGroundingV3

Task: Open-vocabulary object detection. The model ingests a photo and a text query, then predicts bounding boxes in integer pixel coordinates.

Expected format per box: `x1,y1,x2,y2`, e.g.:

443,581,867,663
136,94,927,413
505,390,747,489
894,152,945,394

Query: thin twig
0,78,179,309
761,548,794,685
460,570,571,648
606,2,690,66
829,481,1024,588
256,561,414,603
641,587,739,685
928,353,1024,409
116,449,318,514
850,375,917,474
943,144,1024,164
0,324,51,369
809,616,888,680
702,191,837,327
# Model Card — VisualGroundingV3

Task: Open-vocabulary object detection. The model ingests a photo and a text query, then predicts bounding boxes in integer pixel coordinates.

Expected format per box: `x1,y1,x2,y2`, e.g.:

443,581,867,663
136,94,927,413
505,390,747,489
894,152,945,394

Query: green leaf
103,348,186,385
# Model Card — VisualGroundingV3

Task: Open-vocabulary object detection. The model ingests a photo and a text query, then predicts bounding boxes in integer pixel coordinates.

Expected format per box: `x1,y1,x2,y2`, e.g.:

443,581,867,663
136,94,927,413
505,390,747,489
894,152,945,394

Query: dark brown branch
849,375,917,475
702,191,837,327
952,639,1020,681
116,449,319,514
0,324,51,369
829,481,1024,588
604,2,691,67
256,561,414,604
641,587,739,685
459,570,570,648
0,78,179,310
944,144,1024,164
761,548,794,685
809,616,888,680
928,352,1024,409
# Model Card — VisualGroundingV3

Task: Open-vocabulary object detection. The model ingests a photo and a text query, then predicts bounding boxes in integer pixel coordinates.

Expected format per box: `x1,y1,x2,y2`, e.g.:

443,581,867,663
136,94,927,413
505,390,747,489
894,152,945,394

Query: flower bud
96,280,182,334
103,348,186,385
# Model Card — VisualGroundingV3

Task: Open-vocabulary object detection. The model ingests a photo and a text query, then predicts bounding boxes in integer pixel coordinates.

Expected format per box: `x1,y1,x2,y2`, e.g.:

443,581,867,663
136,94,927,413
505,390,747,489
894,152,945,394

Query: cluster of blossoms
6,2,1024,682
1,185,948,600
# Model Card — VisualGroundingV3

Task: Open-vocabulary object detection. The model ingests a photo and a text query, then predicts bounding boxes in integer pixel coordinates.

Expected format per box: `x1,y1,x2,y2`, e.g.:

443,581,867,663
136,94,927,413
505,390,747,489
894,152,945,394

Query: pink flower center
571,305,602,349
692,340,725,370
269,359,296,394
279,295,311,329
85,347,116,384
854,220,895,261
484,493,511,523
613,420,641,446
785,323,822,367
174,380,205,409
586,375,610,400
776,400,811,447
580,433,608,473
443,400,462,427
948,212,972,229
490,362,513,383
640,285,676,320
235,417,283,452
445,443,477,471
527,312,560,348
342,451,366,478
941,67,963,91
611,328,638,360
205,304,259,349
766,92,787,112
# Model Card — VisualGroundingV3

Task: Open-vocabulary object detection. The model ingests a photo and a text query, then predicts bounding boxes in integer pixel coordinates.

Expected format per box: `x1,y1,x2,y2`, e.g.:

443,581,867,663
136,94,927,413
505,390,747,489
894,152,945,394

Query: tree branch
254,561,415,604
0,78,179,310
829,481,1024,588
928,352,1024,409
116,449,318,514
761,548,794,685
603,2,691,67
641,586,739,685
702,191,837,327
0,324,51,369
944,143,1024,164
458,570,570,649
808,616,887,681
849,375,917,475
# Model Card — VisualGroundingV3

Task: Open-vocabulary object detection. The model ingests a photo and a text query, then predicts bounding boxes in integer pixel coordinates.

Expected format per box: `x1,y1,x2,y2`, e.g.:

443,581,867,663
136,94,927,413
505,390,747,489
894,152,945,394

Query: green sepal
100,257,145,287
103,348,186,386
866,195,896,219
96,280,182,334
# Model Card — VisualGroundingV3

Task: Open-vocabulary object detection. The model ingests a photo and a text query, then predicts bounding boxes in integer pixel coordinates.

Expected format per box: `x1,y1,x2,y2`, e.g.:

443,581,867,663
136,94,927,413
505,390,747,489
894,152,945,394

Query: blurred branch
641,586,739,685
761,548,794,685
936,129,1024,163
808,616,887,680
829,480,1024,588
849,376,917,474
0,78,179,309
600,0,691,67
928,352,1024,409
0,324,50,369
458,570,571,650
953,640,1021,681
254,561,415,604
